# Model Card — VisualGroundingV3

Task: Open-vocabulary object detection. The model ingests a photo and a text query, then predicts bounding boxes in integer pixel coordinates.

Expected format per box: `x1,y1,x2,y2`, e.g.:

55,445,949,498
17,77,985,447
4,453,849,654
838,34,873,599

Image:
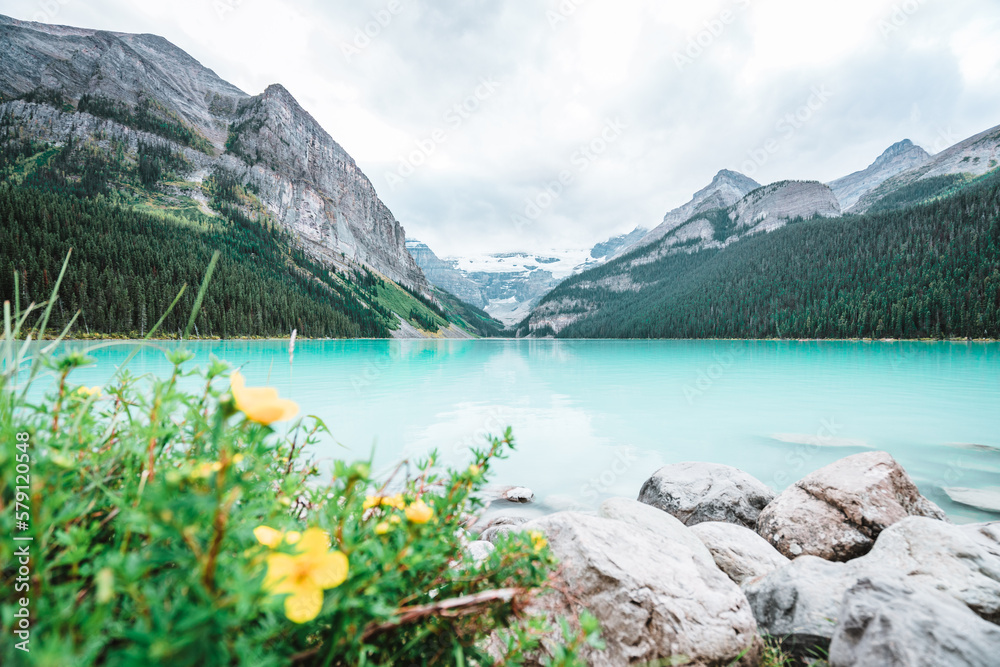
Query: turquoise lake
31,339,1000,523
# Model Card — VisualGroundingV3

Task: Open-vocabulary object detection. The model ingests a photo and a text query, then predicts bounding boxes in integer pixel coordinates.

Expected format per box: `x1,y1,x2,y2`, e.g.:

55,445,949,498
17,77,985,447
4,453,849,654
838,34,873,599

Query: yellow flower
374,515,402,535
529,530,547,552
262,528,348,623
230,371,299,425
468,464,481,476
363,493,405,510
253,526,303,548
193,461,223,479
405,498,433,524
254,525,285,548
232,454,245,465
77,386,101,397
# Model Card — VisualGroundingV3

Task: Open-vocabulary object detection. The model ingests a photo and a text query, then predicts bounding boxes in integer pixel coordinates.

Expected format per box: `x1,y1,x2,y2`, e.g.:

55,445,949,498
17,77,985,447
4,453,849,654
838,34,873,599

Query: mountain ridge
0,13,426,291
827,139,932,211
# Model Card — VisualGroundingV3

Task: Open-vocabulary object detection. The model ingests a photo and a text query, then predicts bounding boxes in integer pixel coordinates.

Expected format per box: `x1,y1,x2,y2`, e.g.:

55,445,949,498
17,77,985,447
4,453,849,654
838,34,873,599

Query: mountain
827,139,931,211
407,228,653,327
405,240,489,309
523,179,842,335
0,14,424,289
0,14,498,339
851,123,1000,213
589,226,649,260
520,168,1000,340
613,169,761,258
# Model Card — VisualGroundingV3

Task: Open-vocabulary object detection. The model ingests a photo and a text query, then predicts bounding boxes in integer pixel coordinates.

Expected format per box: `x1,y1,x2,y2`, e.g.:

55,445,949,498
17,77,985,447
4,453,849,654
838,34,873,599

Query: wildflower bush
0,256,601,666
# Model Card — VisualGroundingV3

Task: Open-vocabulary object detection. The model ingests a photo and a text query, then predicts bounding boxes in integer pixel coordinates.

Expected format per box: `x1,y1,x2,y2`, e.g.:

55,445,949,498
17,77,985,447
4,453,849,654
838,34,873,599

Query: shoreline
34,335,1000,343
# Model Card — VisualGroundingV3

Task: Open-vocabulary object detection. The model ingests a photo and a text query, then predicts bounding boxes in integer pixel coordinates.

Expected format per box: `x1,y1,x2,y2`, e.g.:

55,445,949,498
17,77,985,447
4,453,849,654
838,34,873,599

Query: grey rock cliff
620,169,761,257
827,140,932,211
0,14,427,291
852,123,1000,213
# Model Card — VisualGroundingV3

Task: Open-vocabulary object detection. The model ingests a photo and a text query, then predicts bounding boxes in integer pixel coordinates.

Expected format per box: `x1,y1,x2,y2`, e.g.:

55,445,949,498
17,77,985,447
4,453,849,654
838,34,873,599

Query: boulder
743,555,861,655
859,517,1000,623
829,576,1000,667
477,516,529,544
637,462,775,529
745,518,1000,657
501,486,535,503
689,521,789,586
523,512,761,666
465,540,495,563
598,497,715,564
756,451,947,561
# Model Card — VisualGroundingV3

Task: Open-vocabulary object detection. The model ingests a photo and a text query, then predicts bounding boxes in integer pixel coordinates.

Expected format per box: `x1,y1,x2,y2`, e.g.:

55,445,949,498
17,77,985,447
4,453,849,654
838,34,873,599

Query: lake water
29,339,1000,523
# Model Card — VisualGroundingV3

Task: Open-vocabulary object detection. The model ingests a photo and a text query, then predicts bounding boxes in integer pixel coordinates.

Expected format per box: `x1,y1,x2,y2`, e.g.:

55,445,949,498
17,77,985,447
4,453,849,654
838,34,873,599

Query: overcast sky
3,0,1000,257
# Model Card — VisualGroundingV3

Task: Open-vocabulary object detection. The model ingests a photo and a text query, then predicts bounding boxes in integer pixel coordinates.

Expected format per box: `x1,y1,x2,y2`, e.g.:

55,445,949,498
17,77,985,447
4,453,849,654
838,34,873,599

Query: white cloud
2,0,999,259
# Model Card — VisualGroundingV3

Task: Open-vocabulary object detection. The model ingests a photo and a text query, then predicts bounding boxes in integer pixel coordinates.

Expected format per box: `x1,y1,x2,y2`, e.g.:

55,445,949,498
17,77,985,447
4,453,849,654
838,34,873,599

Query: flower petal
263,553,298,594
296,528,331,556
284,588,323,624
254,525,284,548
309,551,349,590
405,499,433,524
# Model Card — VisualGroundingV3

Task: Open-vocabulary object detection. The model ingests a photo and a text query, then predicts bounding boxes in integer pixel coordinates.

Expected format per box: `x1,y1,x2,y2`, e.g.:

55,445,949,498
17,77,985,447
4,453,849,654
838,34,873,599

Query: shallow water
30,339,1000,523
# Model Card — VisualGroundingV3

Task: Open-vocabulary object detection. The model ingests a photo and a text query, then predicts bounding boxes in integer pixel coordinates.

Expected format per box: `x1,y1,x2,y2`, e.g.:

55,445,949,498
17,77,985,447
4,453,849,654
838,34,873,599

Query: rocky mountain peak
711,169,760,191
0,14,428,291
828,139,931,212
619,169,761,256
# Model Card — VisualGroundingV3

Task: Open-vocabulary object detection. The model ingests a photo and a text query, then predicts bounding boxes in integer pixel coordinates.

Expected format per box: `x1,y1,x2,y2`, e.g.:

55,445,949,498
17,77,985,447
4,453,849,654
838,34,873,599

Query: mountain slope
520,170,1000,340
0,13,425,291
617,169,761,257
0,14,486,339
852,123,1000,213
525,180,841,334
827,139,931,211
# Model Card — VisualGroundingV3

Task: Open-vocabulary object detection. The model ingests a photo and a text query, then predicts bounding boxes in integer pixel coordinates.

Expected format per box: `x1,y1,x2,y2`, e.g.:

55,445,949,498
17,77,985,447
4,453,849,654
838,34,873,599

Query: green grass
6,145,60,181
375,280,450,333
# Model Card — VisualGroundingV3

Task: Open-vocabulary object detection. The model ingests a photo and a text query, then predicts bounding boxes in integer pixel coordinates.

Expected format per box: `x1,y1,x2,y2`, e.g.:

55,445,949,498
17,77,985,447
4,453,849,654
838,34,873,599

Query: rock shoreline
469,452,1000,666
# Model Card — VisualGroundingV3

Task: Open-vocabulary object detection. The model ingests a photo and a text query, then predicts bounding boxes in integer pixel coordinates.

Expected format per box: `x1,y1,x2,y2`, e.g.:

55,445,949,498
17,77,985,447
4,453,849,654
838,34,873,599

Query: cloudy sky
4,0,1000,257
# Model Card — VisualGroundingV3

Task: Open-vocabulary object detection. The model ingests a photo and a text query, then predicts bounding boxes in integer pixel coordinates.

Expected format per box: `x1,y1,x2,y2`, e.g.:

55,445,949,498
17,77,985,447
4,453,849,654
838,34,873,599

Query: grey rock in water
944,487,1000,514
689,521,789,586
501,486,535,504
829,575,1000,667
756,451,948,561
522,512,761,667
638,462,775,529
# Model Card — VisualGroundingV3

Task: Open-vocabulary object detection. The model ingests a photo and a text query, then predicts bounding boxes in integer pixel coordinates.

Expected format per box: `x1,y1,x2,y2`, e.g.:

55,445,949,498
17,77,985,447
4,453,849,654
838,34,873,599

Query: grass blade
184,251,220,340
